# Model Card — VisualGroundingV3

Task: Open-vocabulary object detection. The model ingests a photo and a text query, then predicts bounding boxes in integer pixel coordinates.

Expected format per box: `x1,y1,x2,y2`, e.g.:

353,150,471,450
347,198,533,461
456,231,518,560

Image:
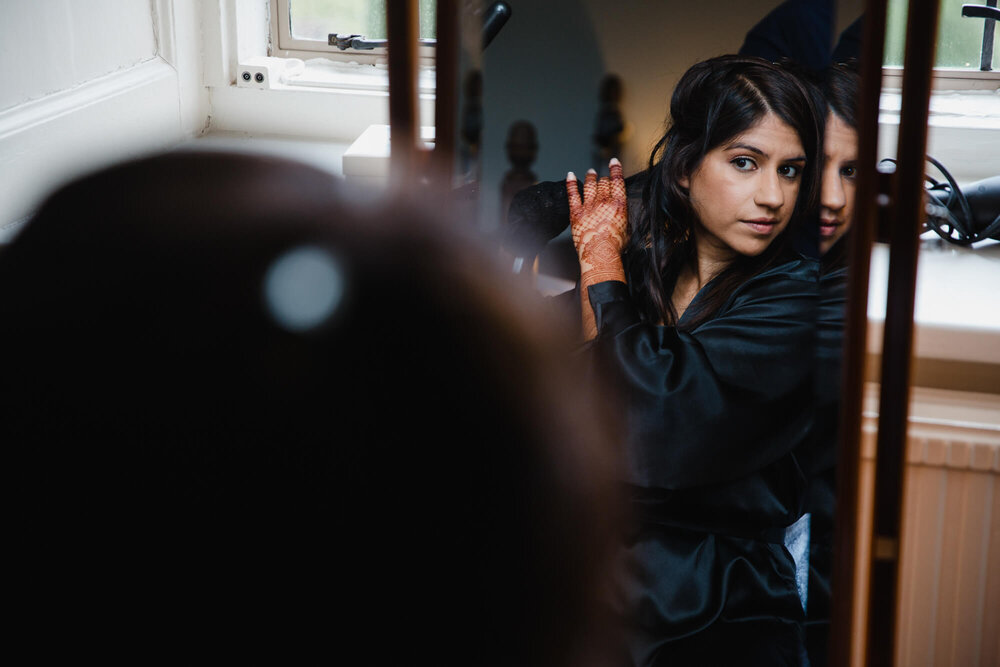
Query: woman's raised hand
566,158,629,279
567,158,628,340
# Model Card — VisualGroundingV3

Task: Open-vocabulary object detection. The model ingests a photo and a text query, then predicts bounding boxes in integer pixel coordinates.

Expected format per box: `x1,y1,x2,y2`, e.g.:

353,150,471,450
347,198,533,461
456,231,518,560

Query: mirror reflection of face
681,113,806,263
819,112,859,255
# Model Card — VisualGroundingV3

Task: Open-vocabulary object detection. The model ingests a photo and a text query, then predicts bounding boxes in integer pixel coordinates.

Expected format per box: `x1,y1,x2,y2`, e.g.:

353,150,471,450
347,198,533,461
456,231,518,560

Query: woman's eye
841,164,857,179
732,157,756,171
778,164,800,179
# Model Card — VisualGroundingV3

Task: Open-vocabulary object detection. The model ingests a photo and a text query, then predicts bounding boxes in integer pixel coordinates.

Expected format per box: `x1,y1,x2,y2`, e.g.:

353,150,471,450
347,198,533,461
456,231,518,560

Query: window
270,0,437,62
885,0,998,69
882,0,999,87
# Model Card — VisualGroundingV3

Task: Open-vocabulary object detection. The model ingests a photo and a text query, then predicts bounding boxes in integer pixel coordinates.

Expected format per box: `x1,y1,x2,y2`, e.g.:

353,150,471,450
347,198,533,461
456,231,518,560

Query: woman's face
819,112,858,255
681,113,805,264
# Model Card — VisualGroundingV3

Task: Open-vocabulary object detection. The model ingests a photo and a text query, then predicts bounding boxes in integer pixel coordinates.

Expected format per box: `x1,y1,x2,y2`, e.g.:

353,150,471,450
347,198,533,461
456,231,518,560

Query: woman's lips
820,219,841,237
742,219,778,234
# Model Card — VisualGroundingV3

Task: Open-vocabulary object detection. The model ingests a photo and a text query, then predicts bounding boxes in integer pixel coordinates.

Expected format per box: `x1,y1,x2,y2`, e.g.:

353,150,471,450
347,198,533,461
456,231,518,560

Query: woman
566,55,823,665
818,62,859,268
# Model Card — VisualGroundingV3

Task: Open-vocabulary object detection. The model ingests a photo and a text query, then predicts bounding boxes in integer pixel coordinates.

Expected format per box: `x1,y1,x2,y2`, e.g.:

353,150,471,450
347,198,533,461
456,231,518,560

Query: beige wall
581,0,865,174
578,0,781,174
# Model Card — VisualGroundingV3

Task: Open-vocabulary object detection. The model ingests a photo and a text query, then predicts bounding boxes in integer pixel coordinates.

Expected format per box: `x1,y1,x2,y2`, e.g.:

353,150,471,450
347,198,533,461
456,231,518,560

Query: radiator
851,385,1000,666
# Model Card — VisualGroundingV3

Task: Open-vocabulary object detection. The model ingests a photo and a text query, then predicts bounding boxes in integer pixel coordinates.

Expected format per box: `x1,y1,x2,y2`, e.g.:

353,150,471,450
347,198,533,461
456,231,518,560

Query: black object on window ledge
880,156,1000,246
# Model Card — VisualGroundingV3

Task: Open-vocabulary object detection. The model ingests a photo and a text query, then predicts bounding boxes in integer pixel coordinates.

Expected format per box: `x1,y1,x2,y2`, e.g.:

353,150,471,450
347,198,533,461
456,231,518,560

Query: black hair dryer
881,156,1000,245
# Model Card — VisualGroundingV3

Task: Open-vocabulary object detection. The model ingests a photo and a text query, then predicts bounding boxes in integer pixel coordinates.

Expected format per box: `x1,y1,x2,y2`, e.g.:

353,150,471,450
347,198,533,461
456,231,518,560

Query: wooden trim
865,355,1000,395
387,0,420,187
829,0,890,663
431,0,459,195
867,0,943,664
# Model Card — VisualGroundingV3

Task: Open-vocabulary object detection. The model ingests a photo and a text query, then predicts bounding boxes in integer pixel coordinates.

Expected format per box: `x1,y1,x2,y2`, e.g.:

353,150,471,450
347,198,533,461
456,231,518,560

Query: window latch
961,1,999,71
327,1,511,52
328,33,436,50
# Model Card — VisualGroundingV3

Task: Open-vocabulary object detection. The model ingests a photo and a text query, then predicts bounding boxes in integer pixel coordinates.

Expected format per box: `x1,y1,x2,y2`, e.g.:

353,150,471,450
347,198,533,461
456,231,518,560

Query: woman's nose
821,165,846,211
755,172,784,209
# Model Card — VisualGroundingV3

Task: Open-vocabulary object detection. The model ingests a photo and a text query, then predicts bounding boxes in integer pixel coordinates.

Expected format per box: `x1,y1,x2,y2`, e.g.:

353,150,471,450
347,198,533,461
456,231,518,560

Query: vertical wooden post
431,0,459,196
829,0,889,660
866,0,940,665
387,0,419,188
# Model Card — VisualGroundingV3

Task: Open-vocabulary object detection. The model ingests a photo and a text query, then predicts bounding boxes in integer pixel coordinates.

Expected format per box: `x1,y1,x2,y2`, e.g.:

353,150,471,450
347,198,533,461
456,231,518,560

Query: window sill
279,58,436,95
208,58,436,143
341,124,435,184
180,130,352,177
866,237,1000,392
877,87,1000,185
879,88,1000,131
881,67,1000,92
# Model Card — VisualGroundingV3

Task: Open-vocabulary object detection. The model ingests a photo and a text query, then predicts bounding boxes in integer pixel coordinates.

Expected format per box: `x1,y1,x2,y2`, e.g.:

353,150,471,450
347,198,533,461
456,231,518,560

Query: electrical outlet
237,65,269,89
236,57,289,90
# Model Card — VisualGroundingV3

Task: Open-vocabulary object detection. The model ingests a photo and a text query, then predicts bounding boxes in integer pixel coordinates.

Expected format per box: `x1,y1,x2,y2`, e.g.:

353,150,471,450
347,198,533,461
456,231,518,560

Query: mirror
465,1,867,665
458,2,999,664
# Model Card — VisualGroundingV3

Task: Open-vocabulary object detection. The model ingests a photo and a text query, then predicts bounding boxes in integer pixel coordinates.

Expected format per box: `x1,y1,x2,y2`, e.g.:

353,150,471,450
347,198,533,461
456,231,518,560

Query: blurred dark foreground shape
2,151,624,664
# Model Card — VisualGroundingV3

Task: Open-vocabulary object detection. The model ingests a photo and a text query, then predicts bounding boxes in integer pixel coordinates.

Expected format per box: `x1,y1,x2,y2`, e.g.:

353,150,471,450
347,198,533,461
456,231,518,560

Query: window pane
885,0,999,69
290,0,437,41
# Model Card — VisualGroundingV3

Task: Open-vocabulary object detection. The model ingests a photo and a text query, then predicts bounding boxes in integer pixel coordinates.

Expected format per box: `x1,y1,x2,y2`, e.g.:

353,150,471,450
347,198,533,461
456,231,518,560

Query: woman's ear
678,173,690,189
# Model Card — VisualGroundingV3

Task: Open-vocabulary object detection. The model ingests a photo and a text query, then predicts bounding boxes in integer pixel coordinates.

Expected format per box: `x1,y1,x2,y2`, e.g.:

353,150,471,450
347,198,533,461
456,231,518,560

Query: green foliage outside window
290,0,437,41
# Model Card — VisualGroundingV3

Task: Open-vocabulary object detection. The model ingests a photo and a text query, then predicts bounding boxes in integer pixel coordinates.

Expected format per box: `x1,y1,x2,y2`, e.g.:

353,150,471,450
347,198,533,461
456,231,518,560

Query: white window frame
268,0,436,65
881,67,1000,91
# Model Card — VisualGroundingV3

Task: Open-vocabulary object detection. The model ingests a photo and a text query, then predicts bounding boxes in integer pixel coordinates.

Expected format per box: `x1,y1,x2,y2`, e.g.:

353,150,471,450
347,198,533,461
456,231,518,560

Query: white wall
0,0,210,239
0,1,157,112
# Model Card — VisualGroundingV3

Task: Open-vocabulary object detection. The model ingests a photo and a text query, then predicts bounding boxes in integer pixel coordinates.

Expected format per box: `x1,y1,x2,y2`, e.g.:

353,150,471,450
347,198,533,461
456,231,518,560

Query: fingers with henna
583,168,598,204
597,169,610,201
609,157,626,200
566,171,581,217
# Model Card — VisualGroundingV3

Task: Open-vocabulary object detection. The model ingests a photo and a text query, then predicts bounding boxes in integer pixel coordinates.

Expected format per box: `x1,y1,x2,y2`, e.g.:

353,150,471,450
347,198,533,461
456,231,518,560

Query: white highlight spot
264,246,344,332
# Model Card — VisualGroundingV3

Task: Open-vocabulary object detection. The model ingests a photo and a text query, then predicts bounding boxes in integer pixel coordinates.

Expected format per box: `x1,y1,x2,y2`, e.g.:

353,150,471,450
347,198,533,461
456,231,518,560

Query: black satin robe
585,253,819,666
800,262,849,667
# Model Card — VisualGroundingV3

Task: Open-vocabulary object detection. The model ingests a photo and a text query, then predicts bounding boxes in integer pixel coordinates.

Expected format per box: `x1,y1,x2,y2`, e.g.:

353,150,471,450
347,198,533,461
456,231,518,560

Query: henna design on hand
566,159,628,272
566,159,629,341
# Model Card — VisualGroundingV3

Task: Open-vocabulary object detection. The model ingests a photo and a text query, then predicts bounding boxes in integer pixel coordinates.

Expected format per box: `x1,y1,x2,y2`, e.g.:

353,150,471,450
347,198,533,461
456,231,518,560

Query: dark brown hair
820,59,861,272
824,60,860,129
3,152,624,665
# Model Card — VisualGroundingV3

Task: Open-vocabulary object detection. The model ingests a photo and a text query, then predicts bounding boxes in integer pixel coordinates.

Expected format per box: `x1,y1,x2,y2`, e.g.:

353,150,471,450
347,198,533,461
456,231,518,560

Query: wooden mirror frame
831,0,944,664
386,1,951,664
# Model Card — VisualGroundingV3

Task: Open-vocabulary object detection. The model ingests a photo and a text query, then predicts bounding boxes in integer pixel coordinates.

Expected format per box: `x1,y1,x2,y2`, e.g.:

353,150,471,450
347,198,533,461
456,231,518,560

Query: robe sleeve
587,259,818,490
